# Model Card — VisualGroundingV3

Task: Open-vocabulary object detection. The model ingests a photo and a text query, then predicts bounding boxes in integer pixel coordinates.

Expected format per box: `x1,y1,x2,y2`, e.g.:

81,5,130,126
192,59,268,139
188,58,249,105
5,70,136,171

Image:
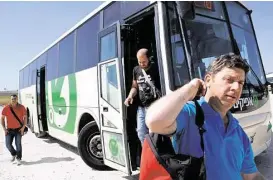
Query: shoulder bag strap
9,106,23,127
141,69,156,98
193,100,206,152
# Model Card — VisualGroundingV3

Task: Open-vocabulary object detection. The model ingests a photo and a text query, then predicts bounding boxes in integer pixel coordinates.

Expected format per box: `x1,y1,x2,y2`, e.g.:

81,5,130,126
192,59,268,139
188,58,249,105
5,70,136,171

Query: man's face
137,55,149,69
11,96,18,104
205,67,245,109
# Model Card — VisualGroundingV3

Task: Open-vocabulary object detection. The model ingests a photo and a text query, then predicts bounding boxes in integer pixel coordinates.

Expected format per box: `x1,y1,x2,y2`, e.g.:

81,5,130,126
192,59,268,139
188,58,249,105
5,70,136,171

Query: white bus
18,1,272,175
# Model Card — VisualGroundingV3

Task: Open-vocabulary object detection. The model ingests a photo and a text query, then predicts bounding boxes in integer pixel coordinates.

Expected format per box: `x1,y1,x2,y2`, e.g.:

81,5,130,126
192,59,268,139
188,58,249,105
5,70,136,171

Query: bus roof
20,1,112,70
20,1,250,71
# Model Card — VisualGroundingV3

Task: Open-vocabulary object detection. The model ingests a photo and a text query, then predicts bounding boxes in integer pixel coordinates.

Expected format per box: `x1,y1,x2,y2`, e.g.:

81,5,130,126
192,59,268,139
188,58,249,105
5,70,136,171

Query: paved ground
0,102,273,180
0,107,139,180
255,132,273,180
253,94,273,180
0,129,139,180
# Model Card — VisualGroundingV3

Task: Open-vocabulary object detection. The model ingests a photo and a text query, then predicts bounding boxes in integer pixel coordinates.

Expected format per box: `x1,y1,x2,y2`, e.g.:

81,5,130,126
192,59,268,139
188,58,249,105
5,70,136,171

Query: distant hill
0,90,18,106
0,90,18,96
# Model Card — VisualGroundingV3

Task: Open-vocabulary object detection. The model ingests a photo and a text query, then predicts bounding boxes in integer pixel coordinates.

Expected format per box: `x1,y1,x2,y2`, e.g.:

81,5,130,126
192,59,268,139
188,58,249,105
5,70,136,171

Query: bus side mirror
175,1,195,20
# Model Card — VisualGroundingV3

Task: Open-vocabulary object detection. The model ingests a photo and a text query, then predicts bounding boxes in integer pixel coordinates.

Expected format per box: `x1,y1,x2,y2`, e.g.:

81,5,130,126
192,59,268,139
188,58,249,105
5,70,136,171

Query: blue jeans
136,106,149,144
5,129,22,159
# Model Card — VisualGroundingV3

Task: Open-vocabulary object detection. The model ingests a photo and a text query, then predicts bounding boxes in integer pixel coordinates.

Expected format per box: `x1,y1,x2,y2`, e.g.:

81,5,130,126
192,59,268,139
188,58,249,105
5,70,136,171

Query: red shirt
2,104,26,129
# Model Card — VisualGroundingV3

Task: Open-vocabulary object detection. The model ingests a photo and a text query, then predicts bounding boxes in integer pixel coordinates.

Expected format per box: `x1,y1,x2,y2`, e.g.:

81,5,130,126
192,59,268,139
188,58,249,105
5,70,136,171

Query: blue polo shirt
172,97,257,180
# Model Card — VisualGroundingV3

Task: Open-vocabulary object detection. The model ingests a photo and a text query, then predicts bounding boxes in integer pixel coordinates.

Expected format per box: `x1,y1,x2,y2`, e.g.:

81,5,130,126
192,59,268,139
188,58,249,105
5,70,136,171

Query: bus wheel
78,121,108,170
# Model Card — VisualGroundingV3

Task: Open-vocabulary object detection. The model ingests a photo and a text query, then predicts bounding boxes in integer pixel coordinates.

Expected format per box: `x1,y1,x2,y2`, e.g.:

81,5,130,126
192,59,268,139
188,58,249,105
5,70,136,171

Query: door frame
39,66,48,131
35,68,42,133
36,66,47,133
97,22,131,175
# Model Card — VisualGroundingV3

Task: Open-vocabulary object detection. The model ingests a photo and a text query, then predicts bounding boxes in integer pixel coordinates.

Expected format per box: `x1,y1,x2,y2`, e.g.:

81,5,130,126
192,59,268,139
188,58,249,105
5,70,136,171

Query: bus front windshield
226,2,266,85
167,2,266,91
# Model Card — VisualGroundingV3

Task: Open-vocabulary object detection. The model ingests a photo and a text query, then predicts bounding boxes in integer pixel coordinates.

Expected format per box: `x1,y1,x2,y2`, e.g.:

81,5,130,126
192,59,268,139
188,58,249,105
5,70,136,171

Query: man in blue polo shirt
146,53,266,180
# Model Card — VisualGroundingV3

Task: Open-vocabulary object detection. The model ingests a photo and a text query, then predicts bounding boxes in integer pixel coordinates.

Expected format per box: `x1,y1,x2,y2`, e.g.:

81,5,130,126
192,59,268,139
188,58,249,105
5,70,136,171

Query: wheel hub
88,134,103,159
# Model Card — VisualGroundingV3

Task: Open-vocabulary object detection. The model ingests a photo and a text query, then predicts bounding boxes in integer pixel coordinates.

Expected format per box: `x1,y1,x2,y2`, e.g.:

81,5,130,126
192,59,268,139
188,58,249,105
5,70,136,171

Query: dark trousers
5,129,22,160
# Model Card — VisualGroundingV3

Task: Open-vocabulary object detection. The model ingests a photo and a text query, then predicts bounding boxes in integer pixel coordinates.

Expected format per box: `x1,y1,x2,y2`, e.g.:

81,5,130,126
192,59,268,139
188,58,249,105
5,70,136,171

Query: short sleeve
175,104,191,134
172,102,193,152
1,106,8,116
21,105,27,115
241,131,258,174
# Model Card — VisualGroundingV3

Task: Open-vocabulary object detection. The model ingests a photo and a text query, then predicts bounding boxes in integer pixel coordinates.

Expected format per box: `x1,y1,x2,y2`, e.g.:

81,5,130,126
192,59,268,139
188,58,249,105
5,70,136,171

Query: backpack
139,100,206,180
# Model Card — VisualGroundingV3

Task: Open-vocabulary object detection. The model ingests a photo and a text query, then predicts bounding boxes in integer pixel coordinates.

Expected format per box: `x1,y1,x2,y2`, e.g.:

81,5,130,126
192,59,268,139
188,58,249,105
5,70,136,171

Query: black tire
78,121,109,170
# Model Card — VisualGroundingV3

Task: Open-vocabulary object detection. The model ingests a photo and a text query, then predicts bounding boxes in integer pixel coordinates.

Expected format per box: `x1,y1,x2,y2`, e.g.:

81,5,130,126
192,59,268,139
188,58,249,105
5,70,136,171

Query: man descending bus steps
1,94,27,165
146,53,267,180
124,48,161,144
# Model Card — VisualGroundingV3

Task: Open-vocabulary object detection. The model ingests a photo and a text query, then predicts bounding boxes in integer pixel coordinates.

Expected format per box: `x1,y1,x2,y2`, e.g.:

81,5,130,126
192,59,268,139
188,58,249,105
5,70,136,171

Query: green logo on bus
253,95,259,107
46,74,77,134
109,139,118,156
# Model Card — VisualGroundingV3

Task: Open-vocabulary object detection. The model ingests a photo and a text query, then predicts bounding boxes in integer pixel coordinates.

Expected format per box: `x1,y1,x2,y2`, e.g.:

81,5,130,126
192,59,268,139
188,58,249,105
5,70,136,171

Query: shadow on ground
123,173,140,180
38,134,116,172
41,135,79,155
21,157,74,165
123,174,139,180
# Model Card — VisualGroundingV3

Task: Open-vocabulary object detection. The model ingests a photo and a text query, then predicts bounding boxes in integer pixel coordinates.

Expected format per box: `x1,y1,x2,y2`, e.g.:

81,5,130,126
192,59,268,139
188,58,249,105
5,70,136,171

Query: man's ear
204,73,212,88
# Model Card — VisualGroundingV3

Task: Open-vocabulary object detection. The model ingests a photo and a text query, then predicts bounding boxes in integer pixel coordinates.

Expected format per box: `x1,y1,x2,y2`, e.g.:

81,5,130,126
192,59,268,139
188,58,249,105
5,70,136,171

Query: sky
0,1,272,91
0,1,103,91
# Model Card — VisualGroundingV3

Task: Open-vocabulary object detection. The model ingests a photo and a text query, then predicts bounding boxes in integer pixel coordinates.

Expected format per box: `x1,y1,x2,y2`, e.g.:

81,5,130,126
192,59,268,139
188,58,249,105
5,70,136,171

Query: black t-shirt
133,63,161,107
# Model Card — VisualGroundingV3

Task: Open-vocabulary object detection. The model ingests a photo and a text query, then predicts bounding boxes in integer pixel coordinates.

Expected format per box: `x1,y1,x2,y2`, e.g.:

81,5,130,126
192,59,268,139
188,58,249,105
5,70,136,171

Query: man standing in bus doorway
124,48,161,145
146,53,266,180
1,94,27,165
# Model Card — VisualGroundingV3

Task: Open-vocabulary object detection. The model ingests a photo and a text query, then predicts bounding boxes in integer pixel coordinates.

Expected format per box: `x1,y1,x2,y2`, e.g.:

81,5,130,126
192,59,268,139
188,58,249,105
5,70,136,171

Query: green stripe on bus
46,74,77,134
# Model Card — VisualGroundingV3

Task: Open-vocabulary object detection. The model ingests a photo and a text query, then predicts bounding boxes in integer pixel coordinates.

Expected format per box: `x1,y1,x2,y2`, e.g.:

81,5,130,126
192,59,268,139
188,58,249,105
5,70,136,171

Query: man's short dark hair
207,53,250,75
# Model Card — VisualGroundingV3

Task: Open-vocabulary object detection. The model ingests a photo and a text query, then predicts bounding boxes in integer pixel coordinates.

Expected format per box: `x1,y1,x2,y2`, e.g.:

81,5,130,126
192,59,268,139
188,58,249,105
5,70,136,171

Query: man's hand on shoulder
187,78,207,100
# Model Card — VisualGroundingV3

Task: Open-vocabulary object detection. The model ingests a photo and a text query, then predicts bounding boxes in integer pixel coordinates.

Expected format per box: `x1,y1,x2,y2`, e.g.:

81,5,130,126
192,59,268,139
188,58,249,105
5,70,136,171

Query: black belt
7,128,20,131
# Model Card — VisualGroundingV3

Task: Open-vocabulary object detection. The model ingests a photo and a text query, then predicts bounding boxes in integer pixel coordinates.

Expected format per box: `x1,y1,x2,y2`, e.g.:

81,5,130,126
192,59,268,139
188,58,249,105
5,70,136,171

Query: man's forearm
128,88,137,98
1,117,6,130
23,115,27,127
146,83,196,133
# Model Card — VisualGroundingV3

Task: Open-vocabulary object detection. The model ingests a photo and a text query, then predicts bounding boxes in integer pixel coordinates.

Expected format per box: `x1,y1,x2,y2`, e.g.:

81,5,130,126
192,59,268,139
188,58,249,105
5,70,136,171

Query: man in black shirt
124,48,161,144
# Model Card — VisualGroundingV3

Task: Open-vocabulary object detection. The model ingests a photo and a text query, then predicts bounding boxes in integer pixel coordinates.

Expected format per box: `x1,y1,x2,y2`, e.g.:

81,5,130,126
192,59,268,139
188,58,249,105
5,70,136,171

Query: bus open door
97,22,132,175
35,67,48,137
